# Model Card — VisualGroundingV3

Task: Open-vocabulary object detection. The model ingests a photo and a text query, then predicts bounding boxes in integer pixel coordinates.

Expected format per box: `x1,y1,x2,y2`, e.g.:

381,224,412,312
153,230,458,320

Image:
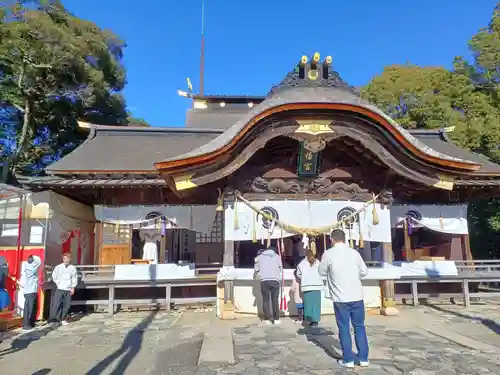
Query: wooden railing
40,261,500,316
43,262,223,283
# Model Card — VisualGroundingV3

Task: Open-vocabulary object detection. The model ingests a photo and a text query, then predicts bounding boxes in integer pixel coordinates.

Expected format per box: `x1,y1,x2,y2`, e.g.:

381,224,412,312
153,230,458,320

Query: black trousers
23,293,38,329
260,280,280,321
49,289,72,322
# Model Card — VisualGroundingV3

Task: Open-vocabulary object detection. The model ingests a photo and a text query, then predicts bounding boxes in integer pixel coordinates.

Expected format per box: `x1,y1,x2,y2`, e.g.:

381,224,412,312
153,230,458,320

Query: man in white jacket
49,253,78,326
318,229,369,369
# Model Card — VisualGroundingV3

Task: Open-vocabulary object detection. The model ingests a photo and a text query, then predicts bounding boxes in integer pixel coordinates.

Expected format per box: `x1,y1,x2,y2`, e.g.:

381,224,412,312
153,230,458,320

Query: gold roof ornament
295,119,334,135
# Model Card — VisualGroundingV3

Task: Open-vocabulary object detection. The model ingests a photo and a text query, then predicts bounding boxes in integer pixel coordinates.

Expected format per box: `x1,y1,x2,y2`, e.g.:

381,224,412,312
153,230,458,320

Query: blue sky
63,0,498,127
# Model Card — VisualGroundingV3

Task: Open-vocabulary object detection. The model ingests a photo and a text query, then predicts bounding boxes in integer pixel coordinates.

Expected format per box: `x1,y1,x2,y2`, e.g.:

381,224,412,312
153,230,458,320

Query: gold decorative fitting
193,100,207,109
433,175,455,191
295,119,333,135
308,70,318,80
381,298,396,308
174,175,197,191
324,56,333,65
303,138,327,152
300,55,308,65
313,52,320,62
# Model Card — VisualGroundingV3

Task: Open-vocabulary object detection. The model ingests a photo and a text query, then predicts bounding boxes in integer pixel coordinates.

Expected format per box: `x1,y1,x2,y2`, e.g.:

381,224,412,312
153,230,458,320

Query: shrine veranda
3,53,500,317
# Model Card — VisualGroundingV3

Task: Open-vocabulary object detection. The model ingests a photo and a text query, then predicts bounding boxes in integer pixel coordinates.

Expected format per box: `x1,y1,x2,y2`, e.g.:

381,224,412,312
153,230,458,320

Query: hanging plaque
297,142,319,177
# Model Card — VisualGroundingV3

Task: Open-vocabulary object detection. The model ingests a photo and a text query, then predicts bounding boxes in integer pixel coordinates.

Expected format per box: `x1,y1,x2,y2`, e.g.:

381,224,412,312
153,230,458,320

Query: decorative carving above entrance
243,177,393,203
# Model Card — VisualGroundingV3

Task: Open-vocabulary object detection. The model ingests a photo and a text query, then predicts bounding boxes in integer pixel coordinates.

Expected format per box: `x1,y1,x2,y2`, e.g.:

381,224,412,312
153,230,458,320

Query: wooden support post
462,280,470,307
411,280,418,306
160,234,166,264
221,239,236,319
380,242,399,316
108,285,115,316
165,283,172,312
461,234,473,265
403,223,411,261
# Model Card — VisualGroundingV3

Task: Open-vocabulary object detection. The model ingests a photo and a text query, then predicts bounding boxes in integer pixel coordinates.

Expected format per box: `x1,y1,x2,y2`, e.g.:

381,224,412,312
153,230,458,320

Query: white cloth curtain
95,205,216,234
390,204,468,234
224,200,392,243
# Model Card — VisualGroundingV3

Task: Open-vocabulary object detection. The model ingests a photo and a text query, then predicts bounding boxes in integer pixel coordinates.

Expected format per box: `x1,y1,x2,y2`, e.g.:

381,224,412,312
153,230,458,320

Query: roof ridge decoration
267,52,358,97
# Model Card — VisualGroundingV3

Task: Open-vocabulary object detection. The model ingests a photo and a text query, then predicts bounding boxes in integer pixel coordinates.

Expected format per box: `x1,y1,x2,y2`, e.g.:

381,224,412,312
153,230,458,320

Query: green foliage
361,3,500,258
126,116,151,127
0,0,129,174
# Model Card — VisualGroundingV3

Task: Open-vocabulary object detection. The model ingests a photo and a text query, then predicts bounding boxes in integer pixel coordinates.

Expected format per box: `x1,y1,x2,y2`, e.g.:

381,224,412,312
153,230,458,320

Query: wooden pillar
223,240,234,303
403,220,411,261
380,242,399,316
461,234,473,265
220,239,236,319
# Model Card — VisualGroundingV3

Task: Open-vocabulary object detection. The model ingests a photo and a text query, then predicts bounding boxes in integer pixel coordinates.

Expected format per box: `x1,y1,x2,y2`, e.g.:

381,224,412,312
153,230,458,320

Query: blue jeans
333,300,369,363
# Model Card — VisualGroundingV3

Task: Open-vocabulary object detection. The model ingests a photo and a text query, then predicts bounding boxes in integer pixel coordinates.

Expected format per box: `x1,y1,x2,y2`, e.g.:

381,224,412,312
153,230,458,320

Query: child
291,271,303,324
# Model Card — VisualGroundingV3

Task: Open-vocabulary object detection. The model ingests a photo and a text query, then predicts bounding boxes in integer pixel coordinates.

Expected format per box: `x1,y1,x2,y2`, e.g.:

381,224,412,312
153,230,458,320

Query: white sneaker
273,320,281,325
337,360,355,368
263,320,272,325
61,320,69,326
359,361,369,367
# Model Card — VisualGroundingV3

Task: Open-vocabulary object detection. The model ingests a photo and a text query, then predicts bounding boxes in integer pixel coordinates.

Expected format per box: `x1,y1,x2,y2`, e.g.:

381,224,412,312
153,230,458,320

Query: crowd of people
254,229,370,369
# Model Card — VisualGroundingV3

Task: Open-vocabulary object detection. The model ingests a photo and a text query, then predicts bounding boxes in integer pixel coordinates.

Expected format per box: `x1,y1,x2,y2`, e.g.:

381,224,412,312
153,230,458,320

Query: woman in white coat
295,248,323,326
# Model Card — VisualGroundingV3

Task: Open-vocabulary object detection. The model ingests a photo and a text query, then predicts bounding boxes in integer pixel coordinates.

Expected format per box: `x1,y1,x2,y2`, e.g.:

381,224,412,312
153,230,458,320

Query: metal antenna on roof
199,0,205,96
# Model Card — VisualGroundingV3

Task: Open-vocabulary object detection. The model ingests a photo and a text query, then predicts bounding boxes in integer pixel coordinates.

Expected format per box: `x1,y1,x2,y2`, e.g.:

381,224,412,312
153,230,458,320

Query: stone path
0,311,185,375
210,318,500,374
0,303,499,374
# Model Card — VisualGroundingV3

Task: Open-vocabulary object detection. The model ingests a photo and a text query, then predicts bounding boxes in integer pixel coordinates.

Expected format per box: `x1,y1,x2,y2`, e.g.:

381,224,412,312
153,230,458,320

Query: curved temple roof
154,57,481,173
37,53,500,189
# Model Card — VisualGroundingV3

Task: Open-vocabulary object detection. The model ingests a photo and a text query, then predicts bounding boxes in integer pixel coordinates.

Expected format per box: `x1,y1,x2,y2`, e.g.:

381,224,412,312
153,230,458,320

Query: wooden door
97,223,131,265
99,244,131,265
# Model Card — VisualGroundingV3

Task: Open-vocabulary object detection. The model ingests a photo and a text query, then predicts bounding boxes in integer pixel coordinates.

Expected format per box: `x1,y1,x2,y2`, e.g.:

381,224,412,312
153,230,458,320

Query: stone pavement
0,302,499,375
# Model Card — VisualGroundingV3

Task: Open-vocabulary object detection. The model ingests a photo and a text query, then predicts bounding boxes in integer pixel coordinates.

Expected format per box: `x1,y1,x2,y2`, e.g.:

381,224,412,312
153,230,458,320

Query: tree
0,0,129,175
361,65,500,155
454,3,500,163
361,3,500,258
126,116,150,127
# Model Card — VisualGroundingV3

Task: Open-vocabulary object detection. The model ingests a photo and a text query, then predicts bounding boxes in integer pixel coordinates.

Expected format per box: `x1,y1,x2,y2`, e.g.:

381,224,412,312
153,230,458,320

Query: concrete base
198,321,235,365
380,306,399,316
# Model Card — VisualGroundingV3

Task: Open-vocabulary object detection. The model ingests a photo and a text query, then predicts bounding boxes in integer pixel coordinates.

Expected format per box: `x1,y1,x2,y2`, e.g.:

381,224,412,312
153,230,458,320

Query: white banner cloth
95,205,216,234
393,261,458,277
114,263,196,280
390,204,468,234
216,264,400,282
224,200,391,243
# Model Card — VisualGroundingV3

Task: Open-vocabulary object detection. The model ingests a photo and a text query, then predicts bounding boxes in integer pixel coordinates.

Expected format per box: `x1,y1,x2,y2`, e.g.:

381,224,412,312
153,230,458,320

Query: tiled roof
160,86,479,167
46,126,224,173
